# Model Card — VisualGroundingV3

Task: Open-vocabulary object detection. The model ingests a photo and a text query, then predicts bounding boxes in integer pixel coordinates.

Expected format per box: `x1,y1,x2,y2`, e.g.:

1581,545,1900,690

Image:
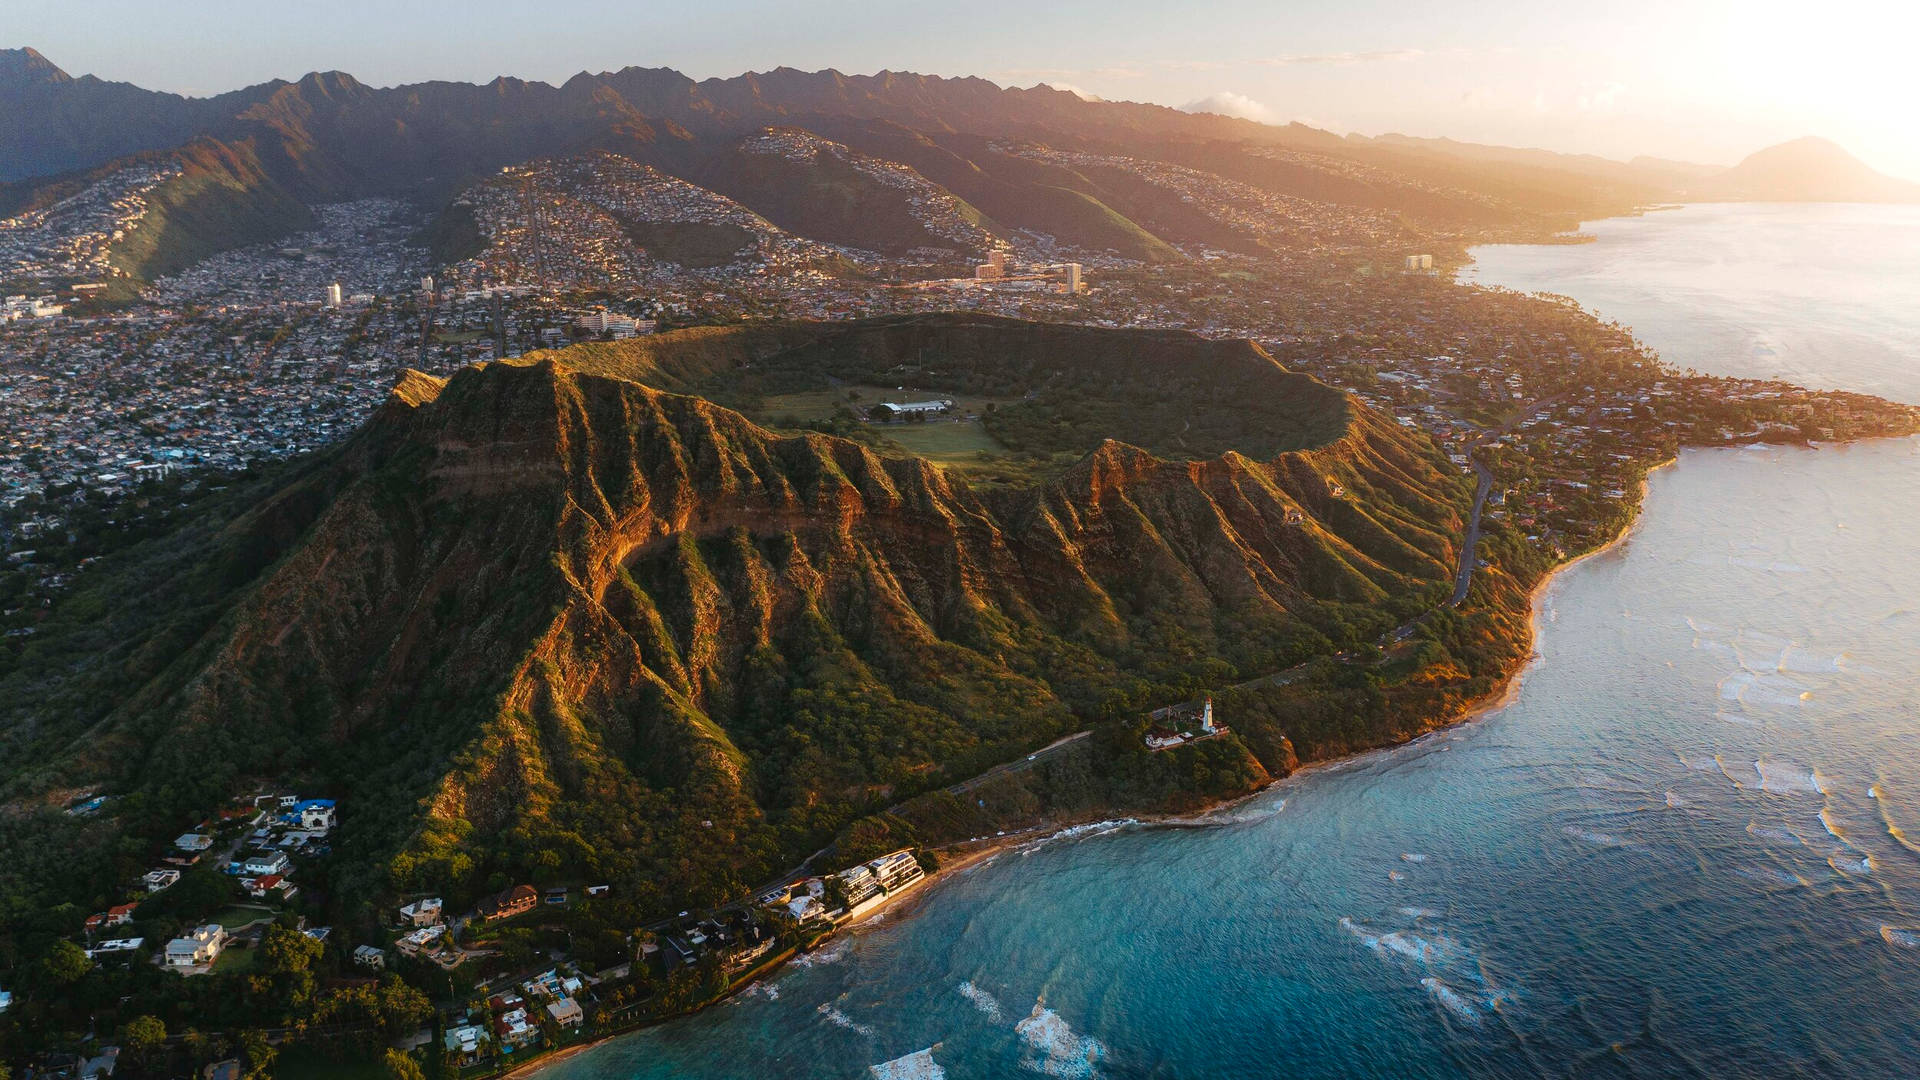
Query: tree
239,1030,277,1080
259,924,324,975
375,977,434,1037
384,1049,426,1080
121,1015,168,1064
39,939,91,986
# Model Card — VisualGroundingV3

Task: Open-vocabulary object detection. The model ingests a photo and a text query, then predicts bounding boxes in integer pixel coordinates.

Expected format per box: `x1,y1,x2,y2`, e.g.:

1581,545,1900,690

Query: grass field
876,419,1006,463
753,384,1018,468
213,905,275,929
212,945,259,974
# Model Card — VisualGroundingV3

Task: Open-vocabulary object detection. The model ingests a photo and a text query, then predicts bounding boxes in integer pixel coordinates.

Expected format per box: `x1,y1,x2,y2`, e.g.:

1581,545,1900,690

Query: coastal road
1444,395,1563,610
947,729,1093,796
733,729,1095,905
1449,463,1494,607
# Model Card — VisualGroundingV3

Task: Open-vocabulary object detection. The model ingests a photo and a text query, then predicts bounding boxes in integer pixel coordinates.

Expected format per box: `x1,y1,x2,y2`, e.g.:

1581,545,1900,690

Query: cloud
1180,91,1275,124
1042,81,1102,101
1253,49,1425,67
1576,82,1627,111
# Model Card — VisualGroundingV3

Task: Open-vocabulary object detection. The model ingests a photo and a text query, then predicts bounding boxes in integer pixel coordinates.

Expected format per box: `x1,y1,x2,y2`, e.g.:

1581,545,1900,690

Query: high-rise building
324,282,343,308
420,275,435,297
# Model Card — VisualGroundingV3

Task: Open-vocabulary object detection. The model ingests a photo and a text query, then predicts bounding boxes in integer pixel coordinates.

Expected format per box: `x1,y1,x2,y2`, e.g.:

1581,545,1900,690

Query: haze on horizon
15,0,1920,181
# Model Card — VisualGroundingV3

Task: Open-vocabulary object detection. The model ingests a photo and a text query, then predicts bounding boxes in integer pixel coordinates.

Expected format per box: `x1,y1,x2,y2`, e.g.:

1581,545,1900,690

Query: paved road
1450,463,1495,606
948,729,1093,795
1446,395,1563,609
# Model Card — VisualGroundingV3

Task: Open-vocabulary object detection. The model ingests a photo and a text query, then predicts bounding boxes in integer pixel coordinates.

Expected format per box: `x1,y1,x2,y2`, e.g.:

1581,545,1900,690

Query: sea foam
1014,1001,1105,1078
870,1048,946,1080
957,980,1003,1022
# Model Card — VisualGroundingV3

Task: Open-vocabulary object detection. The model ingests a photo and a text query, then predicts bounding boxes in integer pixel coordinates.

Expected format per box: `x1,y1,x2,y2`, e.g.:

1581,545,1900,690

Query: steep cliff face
3,319,1468,912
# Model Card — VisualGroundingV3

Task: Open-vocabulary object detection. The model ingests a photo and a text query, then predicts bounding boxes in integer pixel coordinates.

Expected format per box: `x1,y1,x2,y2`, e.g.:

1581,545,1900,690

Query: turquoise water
551,206,1920,1078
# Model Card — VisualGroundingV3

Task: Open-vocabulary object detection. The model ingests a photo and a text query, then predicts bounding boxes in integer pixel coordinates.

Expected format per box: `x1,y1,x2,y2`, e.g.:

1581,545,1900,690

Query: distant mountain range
2,46,1913,288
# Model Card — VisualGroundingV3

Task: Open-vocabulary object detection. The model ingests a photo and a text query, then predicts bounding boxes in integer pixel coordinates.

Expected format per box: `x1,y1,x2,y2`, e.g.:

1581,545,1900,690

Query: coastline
504,441,1865,1079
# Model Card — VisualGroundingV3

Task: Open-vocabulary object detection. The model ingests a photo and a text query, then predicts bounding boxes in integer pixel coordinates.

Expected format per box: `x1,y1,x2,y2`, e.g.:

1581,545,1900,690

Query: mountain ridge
0,315,1469,915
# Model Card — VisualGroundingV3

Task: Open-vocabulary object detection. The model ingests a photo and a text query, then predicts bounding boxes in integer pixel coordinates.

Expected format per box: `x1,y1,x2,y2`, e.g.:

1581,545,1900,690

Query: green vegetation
616,218,757,268
417,198,485,267
0,317,1473,1070
107,138,313,284
696,145,987,256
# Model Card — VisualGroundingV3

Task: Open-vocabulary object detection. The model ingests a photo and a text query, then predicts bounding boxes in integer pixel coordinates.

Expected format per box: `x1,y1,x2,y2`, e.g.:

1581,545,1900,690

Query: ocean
546,204,1920,1079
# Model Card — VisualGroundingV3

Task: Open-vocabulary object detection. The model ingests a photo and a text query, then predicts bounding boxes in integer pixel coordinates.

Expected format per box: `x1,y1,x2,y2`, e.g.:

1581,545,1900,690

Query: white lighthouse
1199,695,1216,735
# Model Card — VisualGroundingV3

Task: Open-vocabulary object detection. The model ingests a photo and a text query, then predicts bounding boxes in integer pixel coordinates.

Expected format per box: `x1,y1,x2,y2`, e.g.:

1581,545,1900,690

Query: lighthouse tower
1199,695,1216,735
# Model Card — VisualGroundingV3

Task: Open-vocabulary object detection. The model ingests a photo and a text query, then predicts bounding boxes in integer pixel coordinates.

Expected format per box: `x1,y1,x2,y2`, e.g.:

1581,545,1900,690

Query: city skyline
13,0,1920,180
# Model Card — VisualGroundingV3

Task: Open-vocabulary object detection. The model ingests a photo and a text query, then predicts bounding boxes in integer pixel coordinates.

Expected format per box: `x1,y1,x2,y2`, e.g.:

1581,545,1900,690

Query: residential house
396,924,447,957
836,864,881,907
398,897,443,926
489,993,541,1051
173,833,213,853
867,850,925,893
86,903,139,932
165,925,226,969
443,1023,488,1066
142,868,180,893
546,997,584,1030
242,851,290,877
294,799,336,831
478,884,538,922
352,945,387,971
247,874,296,901
85,938,144,961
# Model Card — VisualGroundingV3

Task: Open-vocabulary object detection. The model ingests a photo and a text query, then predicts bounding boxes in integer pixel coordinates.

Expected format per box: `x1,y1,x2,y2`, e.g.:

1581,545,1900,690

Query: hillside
0,315,1469,921
1685,136,1920,202
0,49,1659,284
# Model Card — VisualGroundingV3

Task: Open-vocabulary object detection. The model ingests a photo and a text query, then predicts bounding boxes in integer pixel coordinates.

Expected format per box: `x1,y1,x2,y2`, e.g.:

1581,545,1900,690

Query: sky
15,0,1920,179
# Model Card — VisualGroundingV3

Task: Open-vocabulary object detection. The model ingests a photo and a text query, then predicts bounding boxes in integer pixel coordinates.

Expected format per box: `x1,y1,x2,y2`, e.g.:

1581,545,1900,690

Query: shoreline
504,438,1887,1079
504,457,1672,1080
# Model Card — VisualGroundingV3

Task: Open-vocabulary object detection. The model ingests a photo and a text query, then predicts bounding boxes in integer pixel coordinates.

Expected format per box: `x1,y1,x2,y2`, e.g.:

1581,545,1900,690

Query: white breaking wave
1735,865,1806,888
818,1002,875,1036
1881,926,1920,951
1421,977,1483,1024
1019,819,1137,855
1778,646,1846,674
1828,852,1874,875
1015,1001,1105,1078
957,980,1003,1022
1562,825,1635,848
1754,760,1826,795
1745,822,1803,846
871,1048,946,1080
1342,918,1460,968
1719,670,1811,707
792,939,849,967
